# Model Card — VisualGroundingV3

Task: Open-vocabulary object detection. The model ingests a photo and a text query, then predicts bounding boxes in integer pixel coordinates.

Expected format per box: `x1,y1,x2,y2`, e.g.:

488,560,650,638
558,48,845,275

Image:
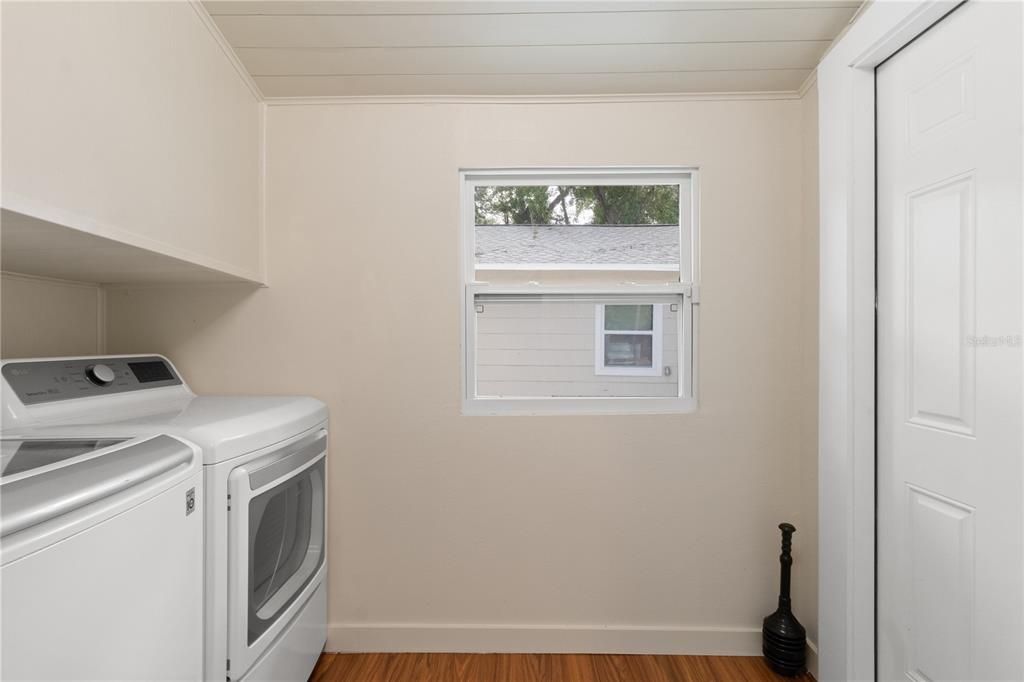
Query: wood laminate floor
309,653,815,682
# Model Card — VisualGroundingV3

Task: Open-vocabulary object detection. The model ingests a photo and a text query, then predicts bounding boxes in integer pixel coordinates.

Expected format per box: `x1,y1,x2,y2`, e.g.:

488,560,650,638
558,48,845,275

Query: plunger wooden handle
778,523,795,606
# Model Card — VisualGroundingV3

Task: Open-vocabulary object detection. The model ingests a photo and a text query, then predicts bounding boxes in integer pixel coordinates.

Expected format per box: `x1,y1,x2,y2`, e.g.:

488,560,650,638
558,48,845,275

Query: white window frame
594,303,664,376
461,166,699,416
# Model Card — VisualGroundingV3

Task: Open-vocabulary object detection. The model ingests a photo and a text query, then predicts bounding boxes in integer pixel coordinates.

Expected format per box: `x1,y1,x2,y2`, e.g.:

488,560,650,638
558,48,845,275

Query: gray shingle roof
475,224,679,266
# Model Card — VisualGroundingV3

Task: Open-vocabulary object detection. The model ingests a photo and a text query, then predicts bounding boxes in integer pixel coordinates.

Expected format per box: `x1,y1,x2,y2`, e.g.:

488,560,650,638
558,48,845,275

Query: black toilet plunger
762,522,807,676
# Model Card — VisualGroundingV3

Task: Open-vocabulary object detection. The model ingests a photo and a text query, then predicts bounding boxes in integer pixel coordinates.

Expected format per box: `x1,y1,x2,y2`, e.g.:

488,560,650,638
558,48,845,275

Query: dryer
1,355,329,682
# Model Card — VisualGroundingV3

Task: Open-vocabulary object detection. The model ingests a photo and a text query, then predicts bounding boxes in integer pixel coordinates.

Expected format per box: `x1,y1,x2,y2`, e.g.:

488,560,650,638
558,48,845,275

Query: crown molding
797,69,818,98
188,0,264,101
263,90,803,106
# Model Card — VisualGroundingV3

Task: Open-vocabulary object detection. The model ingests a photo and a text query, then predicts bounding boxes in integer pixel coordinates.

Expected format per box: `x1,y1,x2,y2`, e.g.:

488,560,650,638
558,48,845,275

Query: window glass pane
474,294,679,398
474,185,678,226
604,334,654,367
474,184,681,285
604,304,653,331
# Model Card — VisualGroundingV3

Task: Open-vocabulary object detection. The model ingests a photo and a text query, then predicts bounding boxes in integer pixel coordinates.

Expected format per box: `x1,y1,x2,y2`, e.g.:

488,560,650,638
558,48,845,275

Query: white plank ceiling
203,1,862,98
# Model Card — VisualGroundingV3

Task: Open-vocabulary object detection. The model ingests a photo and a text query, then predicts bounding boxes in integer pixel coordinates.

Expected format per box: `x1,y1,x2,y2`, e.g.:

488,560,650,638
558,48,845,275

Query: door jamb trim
819,2,964,679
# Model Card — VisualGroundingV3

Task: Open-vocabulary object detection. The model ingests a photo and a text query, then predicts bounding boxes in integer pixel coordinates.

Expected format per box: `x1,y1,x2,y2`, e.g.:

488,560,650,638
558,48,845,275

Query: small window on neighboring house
596,304,663,376
461,167,699,415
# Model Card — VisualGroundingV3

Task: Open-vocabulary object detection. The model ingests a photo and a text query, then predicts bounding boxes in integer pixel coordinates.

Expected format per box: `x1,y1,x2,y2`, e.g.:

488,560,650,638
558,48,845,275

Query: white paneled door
877,2,1023,680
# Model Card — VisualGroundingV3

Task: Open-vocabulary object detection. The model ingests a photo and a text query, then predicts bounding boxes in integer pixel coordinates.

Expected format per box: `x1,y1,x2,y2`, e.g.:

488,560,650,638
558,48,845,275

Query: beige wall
1,1,263,280
105,97,817,652
1,273,103,358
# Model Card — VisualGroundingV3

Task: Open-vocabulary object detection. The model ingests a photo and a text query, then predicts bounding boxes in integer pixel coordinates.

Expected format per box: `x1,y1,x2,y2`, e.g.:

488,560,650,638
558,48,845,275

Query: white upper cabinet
1,2,264,284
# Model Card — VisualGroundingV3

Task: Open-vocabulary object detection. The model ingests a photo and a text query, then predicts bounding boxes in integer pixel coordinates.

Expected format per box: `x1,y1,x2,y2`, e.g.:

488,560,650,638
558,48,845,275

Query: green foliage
474,185,679,225
573,185,679,225
474,186,552,225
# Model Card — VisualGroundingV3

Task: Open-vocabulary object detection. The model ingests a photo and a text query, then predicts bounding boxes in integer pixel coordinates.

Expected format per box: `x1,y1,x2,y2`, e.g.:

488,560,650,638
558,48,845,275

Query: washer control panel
2,356,182,405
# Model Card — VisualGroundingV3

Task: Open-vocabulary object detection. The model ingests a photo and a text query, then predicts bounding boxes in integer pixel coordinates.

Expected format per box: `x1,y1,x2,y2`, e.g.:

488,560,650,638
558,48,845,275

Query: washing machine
1,355,329,682
0,432,204,681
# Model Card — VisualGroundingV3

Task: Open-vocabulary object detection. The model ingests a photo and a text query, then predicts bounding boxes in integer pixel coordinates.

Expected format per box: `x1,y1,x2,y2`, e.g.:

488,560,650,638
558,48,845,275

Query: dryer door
227,429,326,678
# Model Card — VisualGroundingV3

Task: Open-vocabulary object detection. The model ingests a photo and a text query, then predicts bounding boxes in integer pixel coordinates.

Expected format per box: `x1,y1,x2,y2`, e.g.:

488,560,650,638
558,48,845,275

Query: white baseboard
327,623,763,656
807,638,819,679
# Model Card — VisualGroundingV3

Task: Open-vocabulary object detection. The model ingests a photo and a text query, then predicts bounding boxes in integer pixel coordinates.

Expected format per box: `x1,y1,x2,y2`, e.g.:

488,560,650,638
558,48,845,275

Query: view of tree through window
474,185,679,226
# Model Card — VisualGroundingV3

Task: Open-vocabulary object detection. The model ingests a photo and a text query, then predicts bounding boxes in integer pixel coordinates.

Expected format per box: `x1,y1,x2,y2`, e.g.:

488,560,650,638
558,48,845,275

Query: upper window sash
466,283,694,298
461,167,699,286
463,168,690,186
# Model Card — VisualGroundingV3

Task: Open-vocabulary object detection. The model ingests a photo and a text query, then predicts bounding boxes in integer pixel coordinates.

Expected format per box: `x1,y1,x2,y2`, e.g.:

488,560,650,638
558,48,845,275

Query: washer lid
1,438,129,477
0,435,195,538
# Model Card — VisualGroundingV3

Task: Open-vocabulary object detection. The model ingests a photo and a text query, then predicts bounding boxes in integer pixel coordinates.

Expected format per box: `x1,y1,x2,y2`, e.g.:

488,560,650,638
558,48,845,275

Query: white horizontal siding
478,365,673,383
478,316,594,335
477,381,679,398
477,301,596,319
475,300,678,398
478,333,679,352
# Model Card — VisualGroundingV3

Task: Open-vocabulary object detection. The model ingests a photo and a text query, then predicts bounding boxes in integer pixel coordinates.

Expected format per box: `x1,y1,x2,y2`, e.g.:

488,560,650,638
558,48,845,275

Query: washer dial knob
85,363,116,386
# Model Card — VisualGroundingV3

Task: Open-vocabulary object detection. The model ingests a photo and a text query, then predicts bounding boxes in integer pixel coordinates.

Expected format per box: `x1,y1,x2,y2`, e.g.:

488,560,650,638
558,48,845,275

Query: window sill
461,396,697,417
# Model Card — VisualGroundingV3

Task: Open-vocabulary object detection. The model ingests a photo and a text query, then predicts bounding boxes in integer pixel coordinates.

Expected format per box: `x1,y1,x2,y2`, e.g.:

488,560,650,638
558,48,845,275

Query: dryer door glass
247,458,324,645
